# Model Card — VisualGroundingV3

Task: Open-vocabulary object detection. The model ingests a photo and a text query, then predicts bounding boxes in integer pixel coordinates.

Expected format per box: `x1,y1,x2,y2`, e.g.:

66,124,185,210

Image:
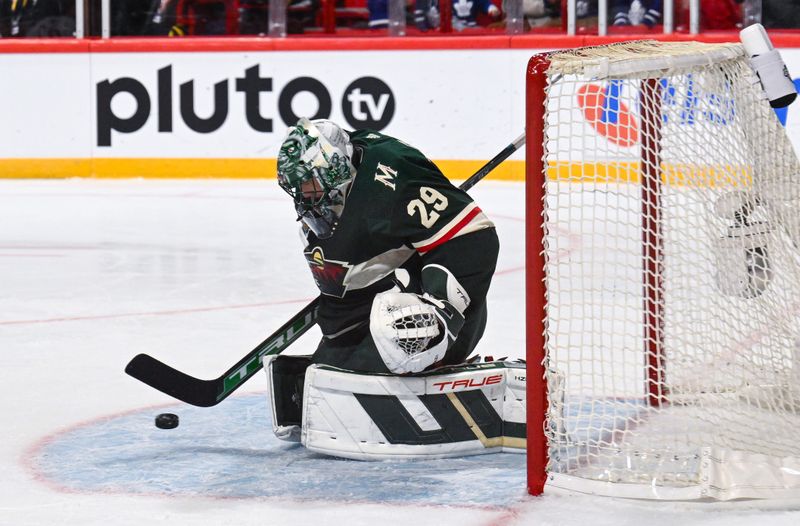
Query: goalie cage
526,41,800,500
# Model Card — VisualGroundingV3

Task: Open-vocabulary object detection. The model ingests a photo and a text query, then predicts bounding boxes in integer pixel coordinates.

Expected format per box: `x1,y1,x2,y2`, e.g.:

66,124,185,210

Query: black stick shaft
460,133,525,192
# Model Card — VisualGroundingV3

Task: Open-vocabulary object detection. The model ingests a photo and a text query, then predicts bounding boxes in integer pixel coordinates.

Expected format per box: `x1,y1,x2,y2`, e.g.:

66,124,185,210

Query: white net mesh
534,41,800,498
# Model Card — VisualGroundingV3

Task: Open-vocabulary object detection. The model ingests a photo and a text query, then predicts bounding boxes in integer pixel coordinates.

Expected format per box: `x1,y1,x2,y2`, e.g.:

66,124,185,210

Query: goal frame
525,51,670,496
524,40,800,500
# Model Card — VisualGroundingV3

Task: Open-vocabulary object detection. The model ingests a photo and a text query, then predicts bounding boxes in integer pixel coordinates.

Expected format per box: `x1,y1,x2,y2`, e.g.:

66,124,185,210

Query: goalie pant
264,354,527,460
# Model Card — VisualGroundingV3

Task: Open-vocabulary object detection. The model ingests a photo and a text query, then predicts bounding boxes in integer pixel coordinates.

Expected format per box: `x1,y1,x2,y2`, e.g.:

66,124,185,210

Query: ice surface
1,179,798,525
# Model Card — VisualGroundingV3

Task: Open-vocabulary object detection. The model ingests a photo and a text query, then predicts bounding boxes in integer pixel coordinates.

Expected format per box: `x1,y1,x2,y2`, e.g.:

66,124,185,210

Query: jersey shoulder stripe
412,204,495,253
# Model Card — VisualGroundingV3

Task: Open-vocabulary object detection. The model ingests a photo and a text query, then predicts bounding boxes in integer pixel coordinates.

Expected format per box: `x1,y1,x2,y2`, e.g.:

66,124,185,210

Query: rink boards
2,38,800,180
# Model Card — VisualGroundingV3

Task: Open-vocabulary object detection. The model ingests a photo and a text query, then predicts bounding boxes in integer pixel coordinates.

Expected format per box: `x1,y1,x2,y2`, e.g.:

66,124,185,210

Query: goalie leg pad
300,361,527,460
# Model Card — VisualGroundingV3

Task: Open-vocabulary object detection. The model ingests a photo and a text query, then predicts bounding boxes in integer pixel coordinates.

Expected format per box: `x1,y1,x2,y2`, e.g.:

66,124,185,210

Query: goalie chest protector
297,361,526,460
301,131,485,290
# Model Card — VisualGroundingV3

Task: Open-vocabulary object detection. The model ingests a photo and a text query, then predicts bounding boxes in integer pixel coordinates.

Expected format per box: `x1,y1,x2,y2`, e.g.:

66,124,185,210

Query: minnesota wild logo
304,246,352,298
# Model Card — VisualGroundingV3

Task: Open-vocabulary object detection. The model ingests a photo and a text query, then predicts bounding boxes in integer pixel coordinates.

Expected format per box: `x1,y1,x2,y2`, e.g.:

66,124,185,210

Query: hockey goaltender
267,118,526,460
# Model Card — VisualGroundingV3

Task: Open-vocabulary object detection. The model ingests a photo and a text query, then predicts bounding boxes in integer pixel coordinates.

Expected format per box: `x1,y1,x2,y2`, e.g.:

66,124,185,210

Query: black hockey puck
155,413,179,429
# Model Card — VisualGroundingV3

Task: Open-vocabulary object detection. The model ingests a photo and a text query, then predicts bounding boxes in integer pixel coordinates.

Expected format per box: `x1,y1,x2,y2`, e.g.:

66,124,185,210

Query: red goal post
525,41,800,500
526,51,549,497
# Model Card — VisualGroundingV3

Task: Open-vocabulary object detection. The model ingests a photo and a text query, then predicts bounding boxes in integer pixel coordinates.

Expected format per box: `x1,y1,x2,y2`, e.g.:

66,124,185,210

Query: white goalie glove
370,265,470,374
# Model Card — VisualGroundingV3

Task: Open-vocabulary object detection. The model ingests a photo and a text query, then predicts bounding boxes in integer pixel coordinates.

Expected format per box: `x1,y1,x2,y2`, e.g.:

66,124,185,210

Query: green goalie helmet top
277,118,355,239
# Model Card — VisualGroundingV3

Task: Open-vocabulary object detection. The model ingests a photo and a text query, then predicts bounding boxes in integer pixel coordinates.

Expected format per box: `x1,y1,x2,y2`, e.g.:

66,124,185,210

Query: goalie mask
277,118,355,239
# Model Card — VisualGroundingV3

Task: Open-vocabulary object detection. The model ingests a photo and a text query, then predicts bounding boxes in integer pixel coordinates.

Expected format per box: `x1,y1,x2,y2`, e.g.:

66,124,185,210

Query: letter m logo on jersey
305,247,352,298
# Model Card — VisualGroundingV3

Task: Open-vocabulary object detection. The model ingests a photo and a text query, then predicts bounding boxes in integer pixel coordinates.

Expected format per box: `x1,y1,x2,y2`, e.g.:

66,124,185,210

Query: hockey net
525,41,800,500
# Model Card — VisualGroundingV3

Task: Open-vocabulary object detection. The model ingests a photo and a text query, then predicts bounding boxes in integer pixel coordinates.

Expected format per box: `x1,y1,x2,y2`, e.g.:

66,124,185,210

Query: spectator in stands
238,0,319,34
510,0,559,29
570,0,598,32
452,0,501,29
402,0,502,31
367,0,390,28
700,0,742,30
168,0,234,35
763,1,800,29
286,0,321,34
136,0,227,35
0,0,13,35
238,0,270,33
414,0,439,30
674,0,741,31
111,0,154,35
131,0,318,35
0,0,74,37
370,0,433,30
612,0,661,28
141,0,175,34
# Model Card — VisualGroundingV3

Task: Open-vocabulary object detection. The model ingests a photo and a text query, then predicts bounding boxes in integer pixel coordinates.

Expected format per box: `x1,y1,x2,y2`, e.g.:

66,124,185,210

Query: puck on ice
155,413,179,429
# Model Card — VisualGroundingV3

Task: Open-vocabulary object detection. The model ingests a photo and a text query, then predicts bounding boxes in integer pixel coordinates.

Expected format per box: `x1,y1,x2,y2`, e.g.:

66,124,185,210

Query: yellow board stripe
0,158,276,179
546,161,753,187
0,158,525,181
0,158,752,188
0,158,95,179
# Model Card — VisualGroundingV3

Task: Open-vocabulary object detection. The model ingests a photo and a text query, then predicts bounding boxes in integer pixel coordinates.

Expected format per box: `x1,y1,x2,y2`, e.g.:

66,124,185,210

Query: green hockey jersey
300,130,497,338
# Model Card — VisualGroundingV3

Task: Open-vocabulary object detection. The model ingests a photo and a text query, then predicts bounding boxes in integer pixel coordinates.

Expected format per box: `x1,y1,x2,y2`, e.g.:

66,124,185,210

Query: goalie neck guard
277,118,356,239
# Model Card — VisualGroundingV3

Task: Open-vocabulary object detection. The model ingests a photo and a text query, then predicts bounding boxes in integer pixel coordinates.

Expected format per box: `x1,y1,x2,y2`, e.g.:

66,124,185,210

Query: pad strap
264,354,313,442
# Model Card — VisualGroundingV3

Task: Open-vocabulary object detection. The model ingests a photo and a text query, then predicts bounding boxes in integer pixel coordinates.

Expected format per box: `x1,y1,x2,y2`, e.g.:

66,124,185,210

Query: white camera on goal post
741,24,798,108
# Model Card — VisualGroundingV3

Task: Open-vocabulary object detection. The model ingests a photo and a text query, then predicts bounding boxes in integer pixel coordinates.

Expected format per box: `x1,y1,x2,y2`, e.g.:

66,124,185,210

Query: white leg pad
300,361,527,460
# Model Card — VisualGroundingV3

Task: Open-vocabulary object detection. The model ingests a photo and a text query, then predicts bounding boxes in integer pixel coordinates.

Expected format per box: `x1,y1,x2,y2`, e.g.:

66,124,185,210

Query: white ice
1,179,798,526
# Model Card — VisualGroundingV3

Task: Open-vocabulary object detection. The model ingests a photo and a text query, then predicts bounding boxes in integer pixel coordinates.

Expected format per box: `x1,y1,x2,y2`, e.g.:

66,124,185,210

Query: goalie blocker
264,354,526,460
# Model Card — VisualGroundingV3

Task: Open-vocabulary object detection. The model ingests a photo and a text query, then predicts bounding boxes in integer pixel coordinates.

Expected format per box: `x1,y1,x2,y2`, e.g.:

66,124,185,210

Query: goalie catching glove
370,265,470,374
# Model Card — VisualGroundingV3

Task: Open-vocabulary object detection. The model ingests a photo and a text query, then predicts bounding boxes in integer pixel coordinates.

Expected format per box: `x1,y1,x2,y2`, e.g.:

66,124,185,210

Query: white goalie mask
277,118,356,239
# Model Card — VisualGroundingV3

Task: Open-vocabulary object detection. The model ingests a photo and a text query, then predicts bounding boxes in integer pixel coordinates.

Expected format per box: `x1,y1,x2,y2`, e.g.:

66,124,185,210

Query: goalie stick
124,132,526,407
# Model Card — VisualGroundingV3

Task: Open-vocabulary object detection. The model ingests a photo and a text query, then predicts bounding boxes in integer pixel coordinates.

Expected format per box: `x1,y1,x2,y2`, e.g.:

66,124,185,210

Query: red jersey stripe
416,206,483,254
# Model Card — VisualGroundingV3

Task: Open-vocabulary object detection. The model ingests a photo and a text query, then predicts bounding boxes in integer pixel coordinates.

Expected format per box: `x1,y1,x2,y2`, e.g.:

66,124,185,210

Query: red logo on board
577,82,639,147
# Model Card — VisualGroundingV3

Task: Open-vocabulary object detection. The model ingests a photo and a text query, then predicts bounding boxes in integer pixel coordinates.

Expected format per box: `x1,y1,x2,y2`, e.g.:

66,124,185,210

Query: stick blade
125,353,221,407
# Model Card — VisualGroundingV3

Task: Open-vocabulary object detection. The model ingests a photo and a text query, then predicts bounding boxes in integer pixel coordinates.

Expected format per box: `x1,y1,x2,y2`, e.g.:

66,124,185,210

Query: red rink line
487,212,524,223
495,265,525,276
2,264,528,326
0,298,314,326
481,506,524,526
